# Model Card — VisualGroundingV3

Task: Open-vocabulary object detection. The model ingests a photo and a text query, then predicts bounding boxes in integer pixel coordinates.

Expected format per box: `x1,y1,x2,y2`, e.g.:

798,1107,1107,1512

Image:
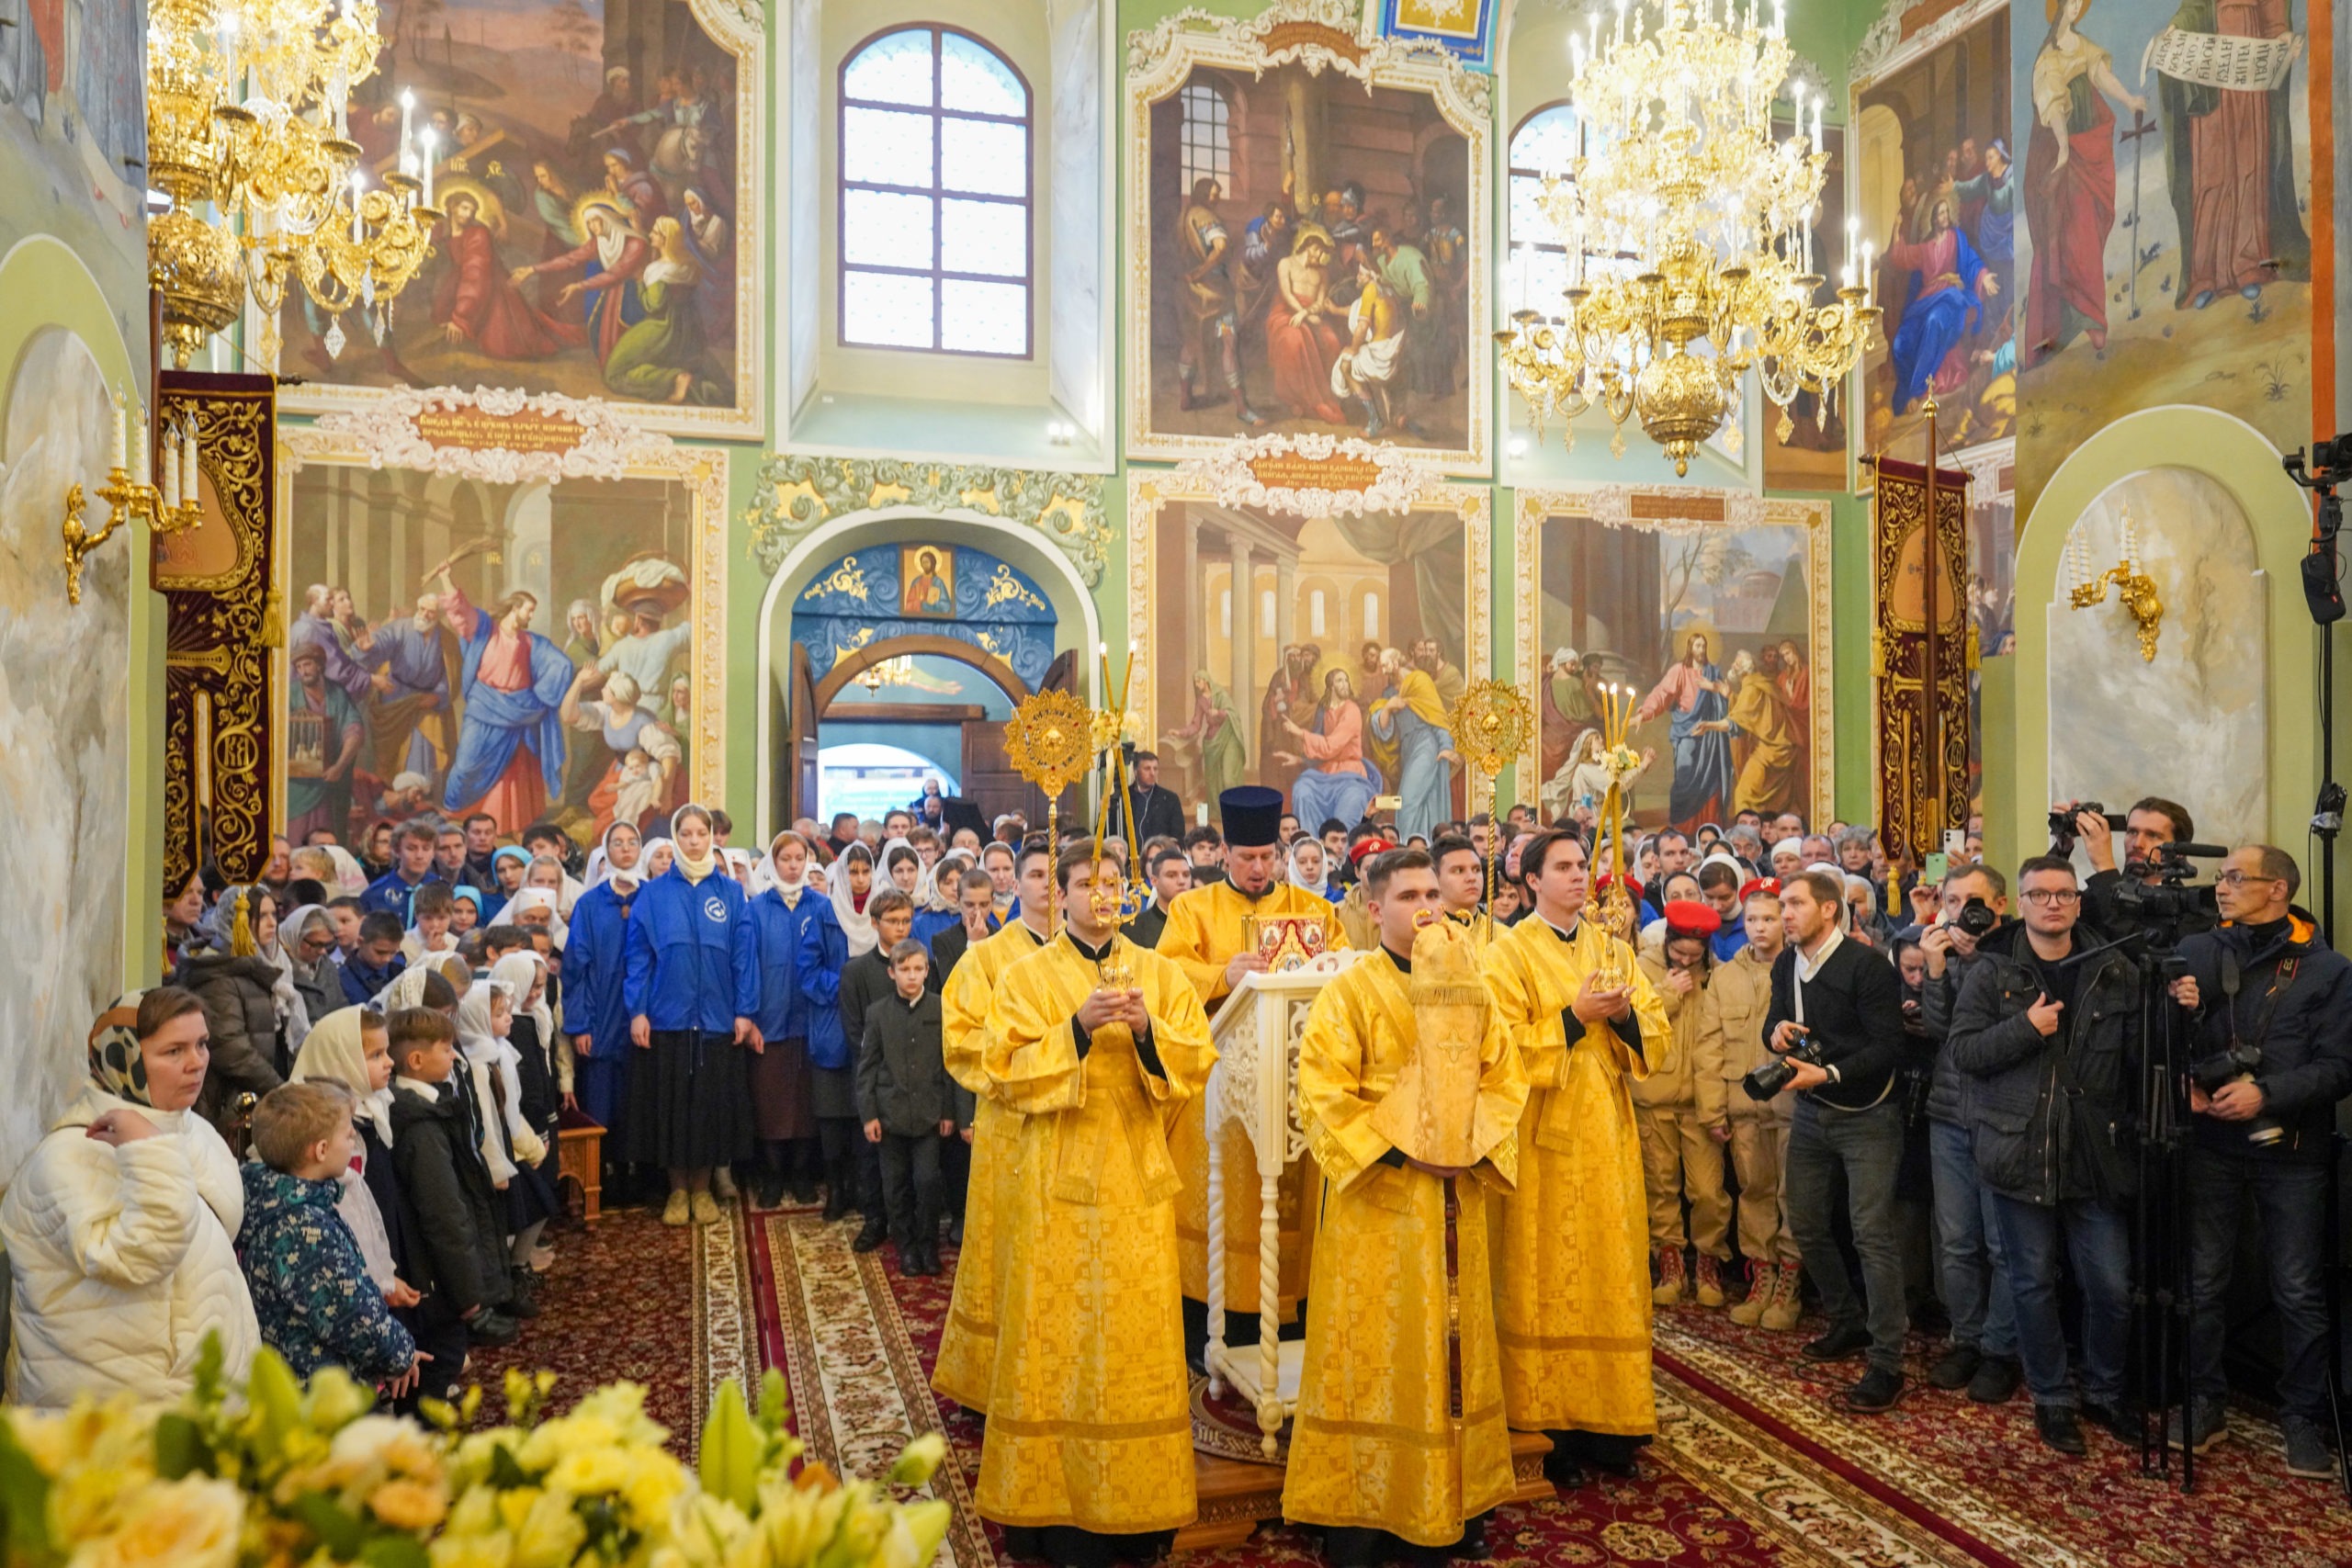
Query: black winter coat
389,1082,510,1316
176,948,287,1134
1946,933,2141,1204
1915,917,2027,1126
2175,915,2352,1161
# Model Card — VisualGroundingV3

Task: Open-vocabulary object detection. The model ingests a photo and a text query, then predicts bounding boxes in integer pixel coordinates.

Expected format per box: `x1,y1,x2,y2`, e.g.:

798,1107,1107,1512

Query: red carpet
479,1205,2352,1565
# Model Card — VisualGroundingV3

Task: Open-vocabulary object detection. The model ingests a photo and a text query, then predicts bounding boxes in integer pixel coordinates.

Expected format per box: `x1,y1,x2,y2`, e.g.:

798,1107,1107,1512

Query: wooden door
785,642,821,820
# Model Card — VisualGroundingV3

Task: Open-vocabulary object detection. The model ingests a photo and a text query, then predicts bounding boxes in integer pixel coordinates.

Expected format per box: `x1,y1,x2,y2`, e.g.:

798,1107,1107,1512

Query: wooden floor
1174,1431,1555,1551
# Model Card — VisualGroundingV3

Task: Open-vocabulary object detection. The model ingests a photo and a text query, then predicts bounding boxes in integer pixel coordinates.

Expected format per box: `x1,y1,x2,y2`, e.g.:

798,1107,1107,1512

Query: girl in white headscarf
492,951,563,1269
1287,837,1340,902
456,975,555,1257
880,840,922,901
288,1006,413,1302
831,841,879,957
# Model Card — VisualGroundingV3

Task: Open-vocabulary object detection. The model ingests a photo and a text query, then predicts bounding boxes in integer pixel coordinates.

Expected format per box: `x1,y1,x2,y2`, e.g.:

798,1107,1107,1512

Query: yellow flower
511,1483,587,1568
368,1477,450,1532
427,1529,515,1568
547,1444,633,1498
886,1436,945,1488
65,1475,243,1568
622,1453,690,1525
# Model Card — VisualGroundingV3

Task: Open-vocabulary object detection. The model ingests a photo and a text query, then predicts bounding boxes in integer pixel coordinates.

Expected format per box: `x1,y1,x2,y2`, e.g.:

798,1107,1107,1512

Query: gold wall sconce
62,391,204,604
2064,506,2163,662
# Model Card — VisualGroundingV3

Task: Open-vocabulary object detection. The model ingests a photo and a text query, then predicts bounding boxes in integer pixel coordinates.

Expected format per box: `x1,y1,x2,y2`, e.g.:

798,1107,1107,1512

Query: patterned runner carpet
492,1203,2352,1565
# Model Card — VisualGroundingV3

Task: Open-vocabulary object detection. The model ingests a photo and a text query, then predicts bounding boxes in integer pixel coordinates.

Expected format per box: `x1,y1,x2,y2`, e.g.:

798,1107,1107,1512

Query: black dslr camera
2188,1041,2285,1147
1745,1027,1822,1101
2049,802,2127,856
1953,896,1998,939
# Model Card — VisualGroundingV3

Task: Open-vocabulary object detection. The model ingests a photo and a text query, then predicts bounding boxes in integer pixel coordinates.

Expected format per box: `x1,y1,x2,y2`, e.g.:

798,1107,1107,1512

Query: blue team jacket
566,881,637,1055
751,888,851,1070
623,867,759,1033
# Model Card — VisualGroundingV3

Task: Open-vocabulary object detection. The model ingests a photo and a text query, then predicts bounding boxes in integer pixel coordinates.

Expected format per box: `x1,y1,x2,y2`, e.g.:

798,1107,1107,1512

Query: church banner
1870,455,1973,865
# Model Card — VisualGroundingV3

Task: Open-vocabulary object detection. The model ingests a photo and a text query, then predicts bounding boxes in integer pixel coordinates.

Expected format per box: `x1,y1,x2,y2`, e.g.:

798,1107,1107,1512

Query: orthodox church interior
0,0,2346,1561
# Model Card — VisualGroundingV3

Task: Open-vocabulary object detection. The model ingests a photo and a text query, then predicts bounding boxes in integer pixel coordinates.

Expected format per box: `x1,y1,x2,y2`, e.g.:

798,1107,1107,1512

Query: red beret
1664,898,1723,937
1348,837,1397,865
1595,872,1645,902
1739,877,1782,900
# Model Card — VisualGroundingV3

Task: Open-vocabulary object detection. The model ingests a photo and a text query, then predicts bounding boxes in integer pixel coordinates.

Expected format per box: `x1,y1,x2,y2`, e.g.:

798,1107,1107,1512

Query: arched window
1363,592,1381,642
1507,101,1578,320
1308,588,1328,637
1179,81,1230,197
839,25,1033,356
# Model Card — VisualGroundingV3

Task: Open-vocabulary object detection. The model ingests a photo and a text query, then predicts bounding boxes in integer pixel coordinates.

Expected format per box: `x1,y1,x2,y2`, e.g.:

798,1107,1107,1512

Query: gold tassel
261,585,286,649
230,888,256,959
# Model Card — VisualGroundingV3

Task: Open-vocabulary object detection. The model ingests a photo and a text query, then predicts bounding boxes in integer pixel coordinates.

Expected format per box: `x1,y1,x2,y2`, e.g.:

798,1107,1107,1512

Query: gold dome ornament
1005,688,1092,799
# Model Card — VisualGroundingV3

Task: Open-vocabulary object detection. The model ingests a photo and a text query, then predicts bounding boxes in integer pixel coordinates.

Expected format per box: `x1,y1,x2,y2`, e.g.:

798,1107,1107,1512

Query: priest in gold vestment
1482,828,1669,1483
1287,848,1528,1559
933,840,1057,1412
1155,786,1350,1320
978,847,1216,1562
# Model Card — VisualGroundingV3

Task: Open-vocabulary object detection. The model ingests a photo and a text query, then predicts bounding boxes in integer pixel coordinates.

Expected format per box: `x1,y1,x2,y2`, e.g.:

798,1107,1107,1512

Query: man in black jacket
1761,870,1912,1413
1126,844,1193,951
1913,863,2024,1404
1109,750,1188,847
1947,856,2140,1456
2165,845,2352,1476
2058,795,2215,940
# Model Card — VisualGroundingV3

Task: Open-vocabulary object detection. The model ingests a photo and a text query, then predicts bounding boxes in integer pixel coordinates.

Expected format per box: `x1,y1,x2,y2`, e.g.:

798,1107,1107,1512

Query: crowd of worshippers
17,778,2343,1523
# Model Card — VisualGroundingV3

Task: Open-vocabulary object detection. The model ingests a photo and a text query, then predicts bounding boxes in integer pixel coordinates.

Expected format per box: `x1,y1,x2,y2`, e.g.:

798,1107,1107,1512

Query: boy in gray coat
857,939,967,1277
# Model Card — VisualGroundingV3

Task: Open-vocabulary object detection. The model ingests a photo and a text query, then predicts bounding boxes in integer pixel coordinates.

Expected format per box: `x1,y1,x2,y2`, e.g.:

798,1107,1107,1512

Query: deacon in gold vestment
1155,786,1350,1318
978,849,1216,1555
1286,850,1528,1554
1482,829,1669,1479
932,840,1058,1412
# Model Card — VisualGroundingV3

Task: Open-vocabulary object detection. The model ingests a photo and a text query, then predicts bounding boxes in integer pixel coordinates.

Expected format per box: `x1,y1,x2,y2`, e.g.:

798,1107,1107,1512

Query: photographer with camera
2054,797,2216,939
2163,846,2352,1475
1910,863,2024,1404
1759,871,1912,1413
1945,858,2141,1457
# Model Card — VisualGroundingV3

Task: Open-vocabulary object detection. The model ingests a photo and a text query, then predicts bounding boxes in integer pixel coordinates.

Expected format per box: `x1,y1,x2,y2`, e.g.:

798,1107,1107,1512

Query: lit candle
131,408,147,491
1860,241,1874,304
1846,215,1859,270
161,425,181,512
1774,0,1785,35
332,65,348,137
1615,0,1627,44
111,389,128,472
399,87,414,153
1813,100,1824,153
350,172,365,241
418,129,436,208
182,417,199,505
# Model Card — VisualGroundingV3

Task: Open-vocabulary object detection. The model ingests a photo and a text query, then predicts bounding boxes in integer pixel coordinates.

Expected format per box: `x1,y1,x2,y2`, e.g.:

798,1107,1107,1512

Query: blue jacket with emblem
751,887,851,1070
624,866,760,1033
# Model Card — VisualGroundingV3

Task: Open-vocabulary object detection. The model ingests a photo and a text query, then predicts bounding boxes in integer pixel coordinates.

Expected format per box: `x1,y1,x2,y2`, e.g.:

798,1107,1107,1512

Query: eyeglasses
2018,888,2081,907
2215,870,2284,888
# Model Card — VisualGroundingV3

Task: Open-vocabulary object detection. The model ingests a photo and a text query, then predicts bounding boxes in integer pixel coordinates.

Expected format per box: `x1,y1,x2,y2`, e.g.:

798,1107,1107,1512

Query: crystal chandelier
147,0,437,367
1498,0,1881,474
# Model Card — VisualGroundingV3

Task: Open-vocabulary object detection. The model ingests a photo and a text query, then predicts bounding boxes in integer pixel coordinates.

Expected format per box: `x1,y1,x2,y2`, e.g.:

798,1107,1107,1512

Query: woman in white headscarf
504,887,570,952
280,903,342,1045
911,848,975,948
1286,837,1340,903
830,841,879,958
380,950,473,1014
0,988,259,1404
567,820,646,1133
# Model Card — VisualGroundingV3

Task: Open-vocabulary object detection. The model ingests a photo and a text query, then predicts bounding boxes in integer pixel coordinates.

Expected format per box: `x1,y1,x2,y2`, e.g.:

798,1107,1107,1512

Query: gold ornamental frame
1124,0,1494,475
274,409,730,824
1127,468,1491,752
1513,484,1835,829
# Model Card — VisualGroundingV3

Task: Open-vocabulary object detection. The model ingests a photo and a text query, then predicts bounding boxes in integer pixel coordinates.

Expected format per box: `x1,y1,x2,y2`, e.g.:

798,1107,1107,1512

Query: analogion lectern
1203,953,1361,1456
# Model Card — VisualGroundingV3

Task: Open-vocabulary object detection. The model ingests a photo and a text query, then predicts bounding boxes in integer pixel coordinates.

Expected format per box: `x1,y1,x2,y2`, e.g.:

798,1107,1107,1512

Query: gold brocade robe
932,919,1048,1411
1284,950,1529,1546
1155,880,1351,1315
975,933,1216,1533
1481,915,1670,1436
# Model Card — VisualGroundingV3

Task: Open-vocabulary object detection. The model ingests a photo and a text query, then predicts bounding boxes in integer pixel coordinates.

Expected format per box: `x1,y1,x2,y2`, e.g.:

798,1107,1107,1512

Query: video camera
2107,840,2224,932
2049,801,2126,856
2284,434,2350,625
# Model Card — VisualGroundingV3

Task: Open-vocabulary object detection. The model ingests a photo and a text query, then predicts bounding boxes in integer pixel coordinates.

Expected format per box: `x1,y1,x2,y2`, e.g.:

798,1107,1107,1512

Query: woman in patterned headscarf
0,989,260,1405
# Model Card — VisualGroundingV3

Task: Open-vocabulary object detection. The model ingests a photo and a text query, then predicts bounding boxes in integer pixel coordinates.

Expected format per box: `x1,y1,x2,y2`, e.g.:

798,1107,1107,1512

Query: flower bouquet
0,1337,951,1568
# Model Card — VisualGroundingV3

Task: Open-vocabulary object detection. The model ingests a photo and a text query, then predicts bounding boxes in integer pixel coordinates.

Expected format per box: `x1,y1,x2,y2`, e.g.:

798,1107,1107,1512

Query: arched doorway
774,540,1081,829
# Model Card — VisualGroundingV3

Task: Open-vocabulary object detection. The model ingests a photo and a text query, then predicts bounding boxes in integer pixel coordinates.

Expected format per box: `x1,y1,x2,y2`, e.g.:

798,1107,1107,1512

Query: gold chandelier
1498,0,1881,474
147,0,438,367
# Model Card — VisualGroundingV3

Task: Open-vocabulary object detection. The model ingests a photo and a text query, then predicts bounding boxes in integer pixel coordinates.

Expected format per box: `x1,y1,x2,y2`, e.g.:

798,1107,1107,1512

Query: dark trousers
944,1129,971,1221
1787,1097,1910,1374
2187,1144,2331,1421
818,1115,882,1210
1991,1190,2131,1411
878,1131,944,1247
